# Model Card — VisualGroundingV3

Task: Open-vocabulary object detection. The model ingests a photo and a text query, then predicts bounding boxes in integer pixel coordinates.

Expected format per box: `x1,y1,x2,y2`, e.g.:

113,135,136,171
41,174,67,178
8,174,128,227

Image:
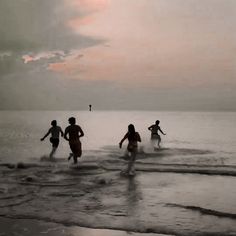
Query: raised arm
41,129,51,141
119,133,128,148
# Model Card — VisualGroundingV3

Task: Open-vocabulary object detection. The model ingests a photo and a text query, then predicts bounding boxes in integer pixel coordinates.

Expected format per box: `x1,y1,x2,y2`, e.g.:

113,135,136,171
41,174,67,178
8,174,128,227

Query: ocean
0,110,236,164
0,111,236,236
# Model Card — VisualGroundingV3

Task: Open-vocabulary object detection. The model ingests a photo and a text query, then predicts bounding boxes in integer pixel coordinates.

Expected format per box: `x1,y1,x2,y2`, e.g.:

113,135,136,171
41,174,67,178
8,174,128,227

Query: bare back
49,126,62,139
65,125,83,141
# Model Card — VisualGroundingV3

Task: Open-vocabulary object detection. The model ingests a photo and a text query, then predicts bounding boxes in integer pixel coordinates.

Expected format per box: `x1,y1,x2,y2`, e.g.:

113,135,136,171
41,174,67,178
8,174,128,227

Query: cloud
0,0,236,110
67,0,109,13
0,0,104,76
0,0,103,52
22,51,65,64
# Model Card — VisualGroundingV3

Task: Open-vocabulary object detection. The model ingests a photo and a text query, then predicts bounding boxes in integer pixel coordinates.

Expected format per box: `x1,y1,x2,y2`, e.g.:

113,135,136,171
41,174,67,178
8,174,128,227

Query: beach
1,0,236,234
1,149,236,236
0,111,236,235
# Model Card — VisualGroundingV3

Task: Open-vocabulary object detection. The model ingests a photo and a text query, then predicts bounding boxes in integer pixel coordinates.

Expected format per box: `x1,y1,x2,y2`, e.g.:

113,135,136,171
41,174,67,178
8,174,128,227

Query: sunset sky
0,0,235,110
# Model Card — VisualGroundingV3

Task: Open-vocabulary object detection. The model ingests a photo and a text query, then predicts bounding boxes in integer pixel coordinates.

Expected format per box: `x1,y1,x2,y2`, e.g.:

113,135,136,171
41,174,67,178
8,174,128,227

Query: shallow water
0,111,236,165
0,111,236,235
0,161,236,236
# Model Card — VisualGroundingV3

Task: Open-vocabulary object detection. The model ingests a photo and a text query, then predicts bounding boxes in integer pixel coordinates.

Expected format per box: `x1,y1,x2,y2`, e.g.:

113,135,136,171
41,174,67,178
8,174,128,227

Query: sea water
0,111,236,236
0,110,236,164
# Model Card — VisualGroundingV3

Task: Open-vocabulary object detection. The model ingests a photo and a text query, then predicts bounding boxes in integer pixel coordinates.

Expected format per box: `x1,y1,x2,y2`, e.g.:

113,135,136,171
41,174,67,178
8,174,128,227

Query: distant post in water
89,104,92,111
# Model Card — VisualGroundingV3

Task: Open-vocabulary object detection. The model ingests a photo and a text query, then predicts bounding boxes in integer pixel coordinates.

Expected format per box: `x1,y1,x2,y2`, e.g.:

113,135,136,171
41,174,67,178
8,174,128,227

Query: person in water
40,120,64,159
148,120,166,148
119,124,141,176
64,117,84,164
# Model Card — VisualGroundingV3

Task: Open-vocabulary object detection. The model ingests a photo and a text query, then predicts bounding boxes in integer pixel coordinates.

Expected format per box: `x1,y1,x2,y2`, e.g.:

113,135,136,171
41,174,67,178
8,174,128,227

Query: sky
0,0,235,110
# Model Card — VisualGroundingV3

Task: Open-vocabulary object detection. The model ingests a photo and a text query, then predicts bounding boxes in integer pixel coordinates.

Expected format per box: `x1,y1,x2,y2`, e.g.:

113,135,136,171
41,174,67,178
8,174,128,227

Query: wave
101,161,236,176
0,197,34,208
103,146,214,156
166,203,236,219
1,159,236,176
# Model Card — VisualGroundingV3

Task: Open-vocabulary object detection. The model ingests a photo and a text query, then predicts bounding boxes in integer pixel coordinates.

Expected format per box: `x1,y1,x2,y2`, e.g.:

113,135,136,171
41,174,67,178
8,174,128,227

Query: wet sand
0,217,171,236
0,149,236,236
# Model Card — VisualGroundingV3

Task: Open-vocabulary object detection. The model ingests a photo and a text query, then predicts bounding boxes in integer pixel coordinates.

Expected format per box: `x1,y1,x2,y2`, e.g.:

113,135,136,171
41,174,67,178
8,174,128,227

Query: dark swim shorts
50,138,59,148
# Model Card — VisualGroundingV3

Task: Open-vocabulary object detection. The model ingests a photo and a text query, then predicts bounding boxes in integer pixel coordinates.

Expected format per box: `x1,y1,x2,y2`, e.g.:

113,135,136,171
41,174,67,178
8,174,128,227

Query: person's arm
64,128,69,141
78,126,84,138
41,129,51,141
159,127,166,135
119,133,128,148
60,127,64,137
148,125,153,131
137,132,141,142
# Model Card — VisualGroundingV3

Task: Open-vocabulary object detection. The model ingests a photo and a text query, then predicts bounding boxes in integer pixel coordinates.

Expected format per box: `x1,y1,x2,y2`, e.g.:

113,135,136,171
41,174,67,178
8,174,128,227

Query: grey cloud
0,53,25,77
0,0,104,77
0,0,103,53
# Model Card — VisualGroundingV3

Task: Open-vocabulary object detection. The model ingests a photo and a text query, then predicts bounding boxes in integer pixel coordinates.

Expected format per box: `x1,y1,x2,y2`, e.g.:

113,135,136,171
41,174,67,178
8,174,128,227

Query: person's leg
73,154,78,164
49,139,59,158
49,147,57,158
73,145,82,164
151,139,159,150
157,137,161,148
68,153,73,161
127,151,136,174
151,134,159,150
69,140,81,164
151,138,155,147
120,152,130,175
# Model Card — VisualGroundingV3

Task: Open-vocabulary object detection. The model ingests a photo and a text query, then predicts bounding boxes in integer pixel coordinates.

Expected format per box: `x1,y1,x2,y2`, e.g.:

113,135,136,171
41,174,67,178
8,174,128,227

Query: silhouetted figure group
41,117,84,164
119,121,165,176
41,118,166,175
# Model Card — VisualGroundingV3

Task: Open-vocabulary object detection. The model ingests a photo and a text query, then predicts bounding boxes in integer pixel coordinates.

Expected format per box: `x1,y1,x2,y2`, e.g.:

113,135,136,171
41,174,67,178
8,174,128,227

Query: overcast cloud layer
0,0,236,110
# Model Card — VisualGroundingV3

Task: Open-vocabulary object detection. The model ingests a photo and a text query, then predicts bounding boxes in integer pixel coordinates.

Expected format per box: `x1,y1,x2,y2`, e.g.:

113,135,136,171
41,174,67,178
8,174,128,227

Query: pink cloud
48,62,68,73
43,1,109,74
22,51,65,64
67,15,95,30
67,0,109,13
66,0,109,31
47,52,84,75
22,55,34,64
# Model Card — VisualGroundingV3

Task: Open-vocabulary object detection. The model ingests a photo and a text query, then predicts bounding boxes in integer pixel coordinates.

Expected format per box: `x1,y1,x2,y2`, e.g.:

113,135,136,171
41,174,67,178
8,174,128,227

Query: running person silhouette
64,117,84,164
119,124,141,176
41,120,64,159
148,120,166,149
